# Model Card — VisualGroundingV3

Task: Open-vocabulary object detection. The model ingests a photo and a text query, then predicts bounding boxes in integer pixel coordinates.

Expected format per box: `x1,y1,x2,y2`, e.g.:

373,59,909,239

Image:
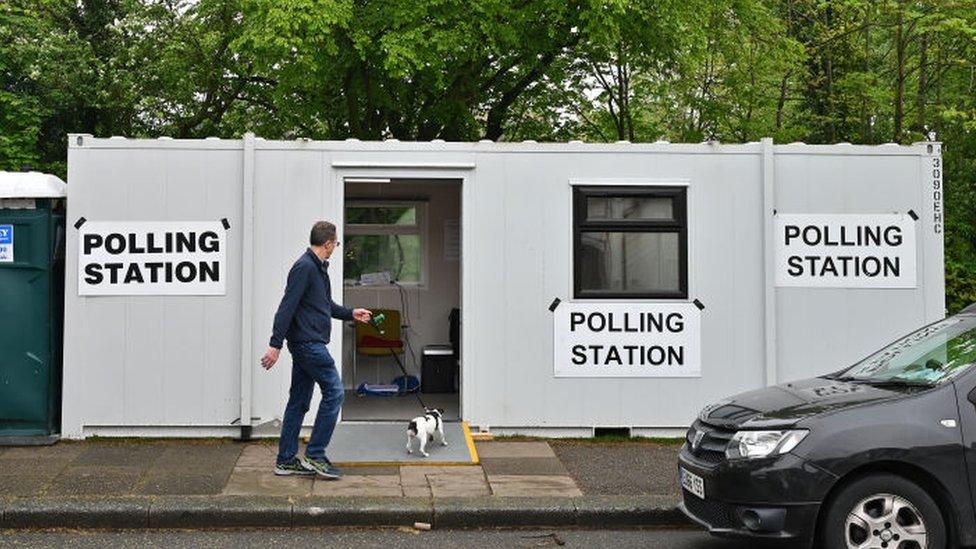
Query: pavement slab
474,441,556,459
235,444,276,469
0,448,78,476
488,475,583,497
133,470,232,495
152,444,242,471
73,444,162,467
312,475,402,497
401,484,431,497
399,465,484,483
0,444,84,461
221,469,312,497
399,466,484,488
0,474,54,497
428,473,491,497
0,459,71,477
45,465,144,496
399,465,486,498
479,456,569,476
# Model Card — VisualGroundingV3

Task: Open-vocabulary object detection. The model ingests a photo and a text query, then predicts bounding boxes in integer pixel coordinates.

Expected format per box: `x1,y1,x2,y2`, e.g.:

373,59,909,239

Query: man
260,221,372,479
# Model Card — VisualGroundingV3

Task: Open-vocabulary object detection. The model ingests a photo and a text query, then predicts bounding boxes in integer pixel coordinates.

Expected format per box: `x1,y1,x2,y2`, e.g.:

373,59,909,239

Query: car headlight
725,430,808,460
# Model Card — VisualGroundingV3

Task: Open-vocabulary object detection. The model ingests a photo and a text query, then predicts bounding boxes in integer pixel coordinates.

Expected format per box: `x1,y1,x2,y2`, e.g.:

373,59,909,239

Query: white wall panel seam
239,133,256,430
762,138,777,387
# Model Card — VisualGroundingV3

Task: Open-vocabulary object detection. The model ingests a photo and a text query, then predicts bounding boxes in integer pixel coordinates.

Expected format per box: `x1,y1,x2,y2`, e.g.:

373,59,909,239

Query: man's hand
352,308,373,323
261,347,281,370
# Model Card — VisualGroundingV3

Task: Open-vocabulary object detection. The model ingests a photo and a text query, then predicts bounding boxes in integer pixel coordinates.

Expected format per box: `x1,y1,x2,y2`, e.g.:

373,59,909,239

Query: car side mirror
968,386,976,406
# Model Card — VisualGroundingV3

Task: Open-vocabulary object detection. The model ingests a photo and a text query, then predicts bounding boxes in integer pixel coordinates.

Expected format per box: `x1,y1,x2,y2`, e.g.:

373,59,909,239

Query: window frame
344,199,428,288
572,185,688,300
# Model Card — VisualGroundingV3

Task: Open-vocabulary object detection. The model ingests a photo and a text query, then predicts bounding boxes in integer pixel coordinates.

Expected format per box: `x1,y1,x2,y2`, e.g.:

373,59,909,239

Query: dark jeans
277,341,344,464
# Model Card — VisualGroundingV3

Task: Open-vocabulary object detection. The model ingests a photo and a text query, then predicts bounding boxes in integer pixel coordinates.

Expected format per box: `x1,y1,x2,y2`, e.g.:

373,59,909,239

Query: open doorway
340,178,461,422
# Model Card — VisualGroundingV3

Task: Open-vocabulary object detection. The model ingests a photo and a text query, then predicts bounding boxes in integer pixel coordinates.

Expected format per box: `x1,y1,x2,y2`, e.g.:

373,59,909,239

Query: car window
841,316,976,383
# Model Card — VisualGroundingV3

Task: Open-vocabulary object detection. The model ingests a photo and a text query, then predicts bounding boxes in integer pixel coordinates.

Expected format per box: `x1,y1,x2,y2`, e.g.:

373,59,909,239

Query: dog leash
387,345,428,410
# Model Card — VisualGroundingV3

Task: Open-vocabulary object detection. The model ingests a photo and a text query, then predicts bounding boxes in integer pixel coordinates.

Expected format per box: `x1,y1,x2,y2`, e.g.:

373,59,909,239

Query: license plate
680,467,705,499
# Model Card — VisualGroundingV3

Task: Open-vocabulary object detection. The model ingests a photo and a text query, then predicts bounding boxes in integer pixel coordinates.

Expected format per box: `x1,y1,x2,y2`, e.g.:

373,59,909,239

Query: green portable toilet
0,172,66,444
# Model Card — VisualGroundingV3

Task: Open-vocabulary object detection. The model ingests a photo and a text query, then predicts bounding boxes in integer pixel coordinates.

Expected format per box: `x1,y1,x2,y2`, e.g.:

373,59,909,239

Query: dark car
679,304,976,549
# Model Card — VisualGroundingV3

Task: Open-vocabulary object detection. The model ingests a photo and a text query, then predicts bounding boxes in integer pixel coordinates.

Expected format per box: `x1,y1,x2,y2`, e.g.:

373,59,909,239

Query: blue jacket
269,249,354,349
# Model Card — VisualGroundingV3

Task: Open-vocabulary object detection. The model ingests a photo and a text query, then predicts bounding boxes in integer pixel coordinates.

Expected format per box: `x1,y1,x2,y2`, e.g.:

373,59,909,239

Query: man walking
260,221,371,479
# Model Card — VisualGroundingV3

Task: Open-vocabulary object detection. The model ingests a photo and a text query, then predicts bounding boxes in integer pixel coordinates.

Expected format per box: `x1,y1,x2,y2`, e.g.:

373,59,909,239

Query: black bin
421,345,456,393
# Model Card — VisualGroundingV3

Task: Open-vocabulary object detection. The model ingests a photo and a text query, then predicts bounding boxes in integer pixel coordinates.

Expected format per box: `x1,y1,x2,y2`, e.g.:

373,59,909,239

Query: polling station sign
0,224,12,263
775,213,917,288
553,302,701,377
78,221,226,296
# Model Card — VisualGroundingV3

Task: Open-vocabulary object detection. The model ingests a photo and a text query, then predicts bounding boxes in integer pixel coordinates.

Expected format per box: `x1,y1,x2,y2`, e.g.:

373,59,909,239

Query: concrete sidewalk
0,439,686,529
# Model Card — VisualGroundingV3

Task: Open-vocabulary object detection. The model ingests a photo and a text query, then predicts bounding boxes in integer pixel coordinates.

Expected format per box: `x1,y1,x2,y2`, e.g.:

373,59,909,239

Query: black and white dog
406,408,448,457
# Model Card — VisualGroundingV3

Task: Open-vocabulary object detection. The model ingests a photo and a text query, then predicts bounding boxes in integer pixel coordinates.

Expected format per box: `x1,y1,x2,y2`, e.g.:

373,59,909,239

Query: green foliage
1,0,974,309
946,259,976,313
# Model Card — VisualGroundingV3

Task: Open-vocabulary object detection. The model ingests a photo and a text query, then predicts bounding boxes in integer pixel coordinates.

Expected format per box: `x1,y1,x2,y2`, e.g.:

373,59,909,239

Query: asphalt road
0,527,788,548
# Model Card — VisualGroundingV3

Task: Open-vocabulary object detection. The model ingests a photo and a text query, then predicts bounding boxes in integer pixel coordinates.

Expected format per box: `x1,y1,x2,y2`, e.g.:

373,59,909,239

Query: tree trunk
775,0,795,133
893,1,906,142
862,2,872,142
775,73,789,131
614,55,626,140
824,4,836,142
914,32,929,134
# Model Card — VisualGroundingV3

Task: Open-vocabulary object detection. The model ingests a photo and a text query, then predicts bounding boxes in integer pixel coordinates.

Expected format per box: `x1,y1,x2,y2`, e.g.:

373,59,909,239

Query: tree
1,0,973,312
231,0,592,141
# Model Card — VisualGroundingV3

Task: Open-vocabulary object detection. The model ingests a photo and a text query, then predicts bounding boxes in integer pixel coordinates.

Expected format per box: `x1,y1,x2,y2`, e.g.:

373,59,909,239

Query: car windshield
838,316,976,384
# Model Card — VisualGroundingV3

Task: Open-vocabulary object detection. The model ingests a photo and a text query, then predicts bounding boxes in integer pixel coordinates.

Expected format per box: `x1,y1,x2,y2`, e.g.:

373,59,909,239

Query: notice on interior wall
78,221,226,296
775,213,916,288
443,219,460,261
553,302,701,378
0,224,12,263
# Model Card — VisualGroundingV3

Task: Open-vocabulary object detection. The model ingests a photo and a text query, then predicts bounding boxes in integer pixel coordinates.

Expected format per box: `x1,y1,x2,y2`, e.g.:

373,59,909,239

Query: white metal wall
61,137,944,438
63,140,244,437
773,144,945,384
460,147,768,429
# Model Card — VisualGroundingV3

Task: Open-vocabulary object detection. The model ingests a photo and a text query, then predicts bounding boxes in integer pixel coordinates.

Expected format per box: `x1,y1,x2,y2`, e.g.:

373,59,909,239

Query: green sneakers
274,457,314,476
304,456,343,480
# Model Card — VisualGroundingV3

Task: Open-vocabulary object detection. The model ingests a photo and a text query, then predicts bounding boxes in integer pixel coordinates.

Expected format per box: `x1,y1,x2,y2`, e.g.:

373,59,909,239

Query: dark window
573,186,687,299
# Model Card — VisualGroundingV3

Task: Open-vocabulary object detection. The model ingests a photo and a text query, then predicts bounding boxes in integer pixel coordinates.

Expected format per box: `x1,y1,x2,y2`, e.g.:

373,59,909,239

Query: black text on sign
554,303,701,378
78,221,226,296
774,214,916,288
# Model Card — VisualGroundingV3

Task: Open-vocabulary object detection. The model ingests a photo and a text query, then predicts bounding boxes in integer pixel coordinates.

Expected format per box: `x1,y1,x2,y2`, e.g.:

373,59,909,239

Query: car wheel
821,473,946,549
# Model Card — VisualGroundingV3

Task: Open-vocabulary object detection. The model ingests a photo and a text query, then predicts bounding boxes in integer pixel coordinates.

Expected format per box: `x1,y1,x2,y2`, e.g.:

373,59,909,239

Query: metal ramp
326,421,478,466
